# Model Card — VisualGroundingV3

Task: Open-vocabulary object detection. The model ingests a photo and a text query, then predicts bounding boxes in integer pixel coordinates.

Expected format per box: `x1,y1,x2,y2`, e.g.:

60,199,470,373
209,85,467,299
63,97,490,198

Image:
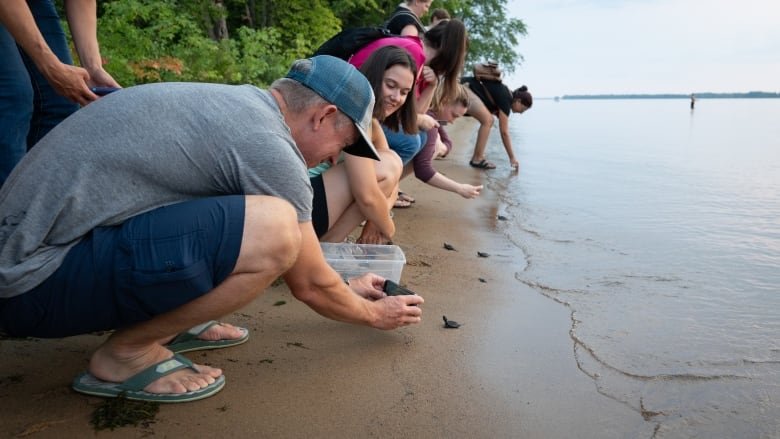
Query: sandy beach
0,118,654,438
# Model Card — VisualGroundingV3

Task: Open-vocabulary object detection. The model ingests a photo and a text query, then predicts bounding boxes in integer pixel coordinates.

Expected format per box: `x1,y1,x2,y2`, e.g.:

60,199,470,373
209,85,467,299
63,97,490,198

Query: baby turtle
497,215,508,221
443,242,457,251
442,316,461,329
477,251,490,258
478,277,487,283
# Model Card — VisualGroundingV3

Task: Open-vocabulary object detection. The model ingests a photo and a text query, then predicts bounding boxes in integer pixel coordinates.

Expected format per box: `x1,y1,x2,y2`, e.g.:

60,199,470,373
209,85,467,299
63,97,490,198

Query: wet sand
0,119,653,438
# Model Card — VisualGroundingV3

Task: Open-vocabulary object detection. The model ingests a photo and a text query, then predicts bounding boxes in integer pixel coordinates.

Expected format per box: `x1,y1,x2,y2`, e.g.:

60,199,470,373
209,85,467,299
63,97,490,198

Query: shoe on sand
469,159,496,169
72,354,225,403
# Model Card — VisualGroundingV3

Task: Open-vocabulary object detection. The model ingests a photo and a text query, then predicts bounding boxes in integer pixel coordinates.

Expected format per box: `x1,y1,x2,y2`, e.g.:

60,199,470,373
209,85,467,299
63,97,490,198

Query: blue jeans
0,0,79,186
382,124,422,165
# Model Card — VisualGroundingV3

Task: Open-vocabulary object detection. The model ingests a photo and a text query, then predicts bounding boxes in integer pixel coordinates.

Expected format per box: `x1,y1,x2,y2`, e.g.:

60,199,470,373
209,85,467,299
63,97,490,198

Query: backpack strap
476,79,499,114
385,9,425,34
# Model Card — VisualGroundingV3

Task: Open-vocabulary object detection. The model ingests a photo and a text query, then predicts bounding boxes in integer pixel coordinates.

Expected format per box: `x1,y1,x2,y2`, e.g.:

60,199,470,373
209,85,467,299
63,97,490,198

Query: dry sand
0,119,654,438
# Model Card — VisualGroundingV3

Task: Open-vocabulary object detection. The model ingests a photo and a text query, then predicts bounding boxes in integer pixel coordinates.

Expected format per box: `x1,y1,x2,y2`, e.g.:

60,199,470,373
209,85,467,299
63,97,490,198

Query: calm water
485,99,780,438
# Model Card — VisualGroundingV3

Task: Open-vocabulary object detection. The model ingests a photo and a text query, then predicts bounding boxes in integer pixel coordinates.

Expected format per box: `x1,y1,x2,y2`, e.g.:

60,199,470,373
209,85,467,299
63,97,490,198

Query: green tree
326,0,528,74
63,0,526,85
435,0,527,74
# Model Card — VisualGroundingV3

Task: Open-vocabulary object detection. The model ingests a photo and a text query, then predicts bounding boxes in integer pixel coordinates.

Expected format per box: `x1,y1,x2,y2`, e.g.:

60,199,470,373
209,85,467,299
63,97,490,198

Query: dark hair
358,45,418,134
512,85,533,108
424,18,468,104
430,8,450,22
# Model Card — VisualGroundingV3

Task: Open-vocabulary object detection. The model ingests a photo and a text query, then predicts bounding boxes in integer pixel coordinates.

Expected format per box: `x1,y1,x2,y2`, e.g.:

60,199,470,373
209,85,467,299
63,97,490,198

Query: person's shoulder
386,6,425,33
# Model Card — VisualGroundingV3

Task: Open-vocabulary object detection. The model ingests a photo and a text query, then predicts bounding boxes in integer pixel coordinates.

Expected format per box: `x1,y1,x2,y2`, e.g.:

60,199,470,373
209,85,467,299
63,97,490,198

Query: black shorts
310,174,329,238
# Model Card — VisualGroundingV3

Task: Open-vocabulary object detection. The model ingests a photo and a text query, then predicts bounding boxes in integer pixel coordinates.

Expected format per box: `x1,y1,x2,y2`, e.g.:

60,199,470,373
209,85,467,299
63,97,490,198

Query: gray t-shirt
0,82,312,298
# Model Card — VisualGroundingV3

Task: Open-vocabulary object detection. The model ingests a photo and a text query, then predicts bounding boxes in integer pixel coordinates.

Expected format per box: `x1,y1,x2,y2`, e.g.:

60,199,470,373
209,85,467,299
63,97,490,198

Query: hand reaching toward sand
456,183,483,199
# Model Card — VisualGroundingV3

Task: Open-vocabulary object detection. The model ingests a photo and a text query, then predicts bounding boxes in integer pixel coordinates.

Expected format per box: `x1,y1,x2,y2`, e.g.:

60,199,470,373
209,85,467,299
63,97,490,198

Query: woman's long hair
424,18,468,103
431,83,470,116
358,45,418,134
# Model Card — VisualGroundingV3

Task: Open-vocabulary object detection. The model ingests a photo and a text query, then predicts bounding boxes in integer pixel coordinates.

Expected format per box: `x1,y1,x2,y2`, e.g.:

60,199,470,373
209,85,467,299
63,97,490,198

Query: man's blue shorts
0,196,245,338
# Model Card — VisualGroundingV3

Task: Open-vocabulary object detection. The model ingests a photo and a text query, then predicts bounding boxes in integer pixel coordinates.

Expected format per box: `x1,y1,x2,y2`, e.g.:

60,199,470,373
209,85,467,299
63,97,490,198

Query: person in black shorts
461,77,533,170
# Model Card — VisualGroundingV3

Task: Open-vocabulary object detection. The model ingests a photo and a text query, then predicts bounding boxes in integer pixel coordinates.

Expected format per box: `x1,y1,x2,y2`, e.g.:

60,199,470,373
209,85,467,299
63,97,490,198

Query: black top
462,77,513,116
384,6,426,35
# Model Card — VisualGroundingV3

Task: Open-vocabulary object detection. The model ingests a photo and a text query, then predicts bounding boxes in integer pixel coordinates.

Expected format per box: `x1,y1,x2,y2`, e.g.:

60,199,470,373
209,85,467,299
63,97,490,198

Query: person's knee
479,115,494,130
238,196,302,275
376,150,403,191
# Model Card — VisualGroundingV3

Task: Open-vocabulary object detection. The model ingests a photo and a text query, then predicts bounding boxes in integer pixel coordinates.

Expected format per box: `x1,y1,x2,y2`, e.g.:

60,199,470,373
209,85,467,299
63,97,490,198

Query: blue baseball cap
286,55,380,161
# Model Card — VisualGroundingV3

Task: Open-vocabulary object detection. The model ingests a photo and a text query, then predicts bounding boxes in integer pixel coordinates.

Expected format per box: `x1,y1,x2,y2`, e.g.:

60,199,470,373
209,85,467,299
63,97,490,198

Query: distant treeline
562,91,780,100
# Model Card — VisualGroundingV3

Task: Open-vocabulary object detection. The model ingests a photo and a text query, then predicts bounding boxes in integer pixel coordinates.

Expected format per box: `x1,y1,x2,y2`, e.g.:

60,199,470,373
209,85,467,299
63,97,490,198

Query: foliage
436,0,527,74
65,0,527,85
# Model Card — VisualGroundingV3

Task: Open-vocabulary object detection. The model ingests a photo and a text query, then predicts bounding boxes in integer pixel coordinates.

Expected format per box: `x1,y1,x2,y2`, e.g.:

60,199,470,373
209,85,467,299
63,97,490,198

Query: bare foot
88,342,222,394
195,322,245,342
161,321,246,345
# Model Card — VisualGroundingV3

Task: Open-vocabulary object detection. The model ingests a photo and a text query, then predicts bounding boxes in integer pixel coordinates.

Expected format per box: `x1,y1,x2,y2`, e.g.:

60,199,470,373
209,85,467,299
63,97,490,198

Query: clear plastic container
320,243,406,283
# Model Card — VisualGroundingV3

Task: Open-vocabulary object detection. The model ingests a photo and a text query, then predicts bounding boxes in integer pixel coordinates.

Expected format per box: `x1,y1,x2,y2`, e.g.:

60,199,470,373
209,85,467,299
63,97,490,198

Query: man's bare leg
87,196,301,395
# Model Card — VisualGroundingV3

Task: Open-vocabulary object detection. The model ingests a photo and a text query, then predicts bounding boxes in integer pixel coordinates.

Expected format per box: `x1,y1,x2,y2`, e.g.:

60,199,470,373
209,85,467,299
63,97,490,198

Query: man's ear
312,104,339,130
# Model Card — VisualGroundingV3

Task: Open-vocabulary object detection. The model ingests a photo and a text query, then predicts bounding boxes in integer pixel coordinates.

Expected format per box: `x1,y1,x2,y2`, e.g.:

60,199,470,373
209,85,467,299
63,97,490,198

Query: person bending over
0,55,423,404
461,75,533,171
404,84,482,199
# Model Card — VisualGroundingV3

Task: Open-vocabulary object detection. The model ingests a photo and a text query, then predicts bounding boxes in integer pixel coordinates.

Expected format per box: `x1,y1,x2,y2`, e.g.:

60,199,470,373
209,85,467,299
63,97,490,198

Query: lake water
483,99,780,438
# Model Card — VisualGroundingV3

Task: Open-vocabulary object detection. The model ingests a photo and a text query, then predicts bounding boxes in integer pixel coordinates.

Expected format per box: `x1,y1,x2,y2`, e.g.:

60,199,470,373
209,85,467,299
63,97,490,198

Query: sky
502,0,780,97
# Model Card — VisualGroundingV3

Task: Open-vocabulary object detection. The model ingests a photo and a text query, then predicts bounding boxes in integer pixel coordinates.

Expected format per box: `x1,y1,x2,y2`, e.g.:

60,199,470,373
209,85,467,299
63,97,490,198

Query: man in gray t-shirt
0,56,424,403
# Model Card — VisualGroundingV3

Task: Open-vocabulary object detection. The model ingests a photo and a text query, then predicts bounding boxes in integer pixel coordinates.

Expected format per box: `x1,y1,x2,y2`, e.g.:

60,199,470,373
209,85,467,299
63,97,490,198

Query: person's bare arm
283,223,423,329
415,67,438,113
64,0,119,89
0,0,112,105
399,24,419,37
426,173,482,198
344,153,395,238
497,111,519,169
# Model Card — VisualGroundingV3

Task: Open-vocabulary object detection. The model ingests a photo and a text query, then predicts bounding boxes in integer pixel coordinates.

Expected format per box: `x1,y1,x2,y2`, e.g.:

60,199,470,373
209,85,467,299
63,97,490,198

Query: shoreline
0,118,652,438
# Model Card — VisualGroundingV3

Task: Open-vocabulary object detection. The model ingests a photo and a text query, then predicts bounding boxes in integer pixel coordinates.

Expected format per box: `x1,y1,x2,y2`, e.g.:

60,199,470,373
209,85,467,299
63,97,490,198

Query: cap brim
342,123,381,161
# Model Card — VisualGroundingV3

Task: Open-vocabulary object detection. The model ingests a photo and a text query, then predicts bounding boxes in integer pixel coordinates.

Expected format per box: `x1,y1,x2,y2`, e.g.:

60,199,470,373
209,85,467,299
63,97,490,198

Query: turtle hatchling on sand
442,316,461,329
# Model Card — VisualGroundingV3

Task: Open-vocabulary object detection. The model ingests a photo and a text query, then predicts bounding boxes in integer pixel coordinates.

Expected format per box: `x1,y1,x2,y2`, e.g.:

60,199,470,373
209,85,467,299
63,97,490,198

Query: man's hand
347,273,424,330
370,295,424,329
39,60,96,106
347,273,387,300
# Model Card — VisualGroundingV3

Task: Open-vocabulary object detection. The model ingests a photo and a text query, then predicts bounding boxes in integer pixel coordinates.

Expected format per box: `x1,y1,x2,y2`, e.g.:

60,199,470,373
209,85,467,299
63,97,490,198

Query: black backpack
312,27,394,60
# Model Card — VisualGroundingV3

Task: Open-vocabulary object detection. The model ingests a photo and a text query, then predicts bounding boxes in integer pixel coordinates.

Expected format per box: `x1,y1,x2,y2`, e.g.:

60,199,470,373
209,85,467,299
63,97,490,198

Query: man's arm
283,223,423,329
0,0,112,105
64,0,119,89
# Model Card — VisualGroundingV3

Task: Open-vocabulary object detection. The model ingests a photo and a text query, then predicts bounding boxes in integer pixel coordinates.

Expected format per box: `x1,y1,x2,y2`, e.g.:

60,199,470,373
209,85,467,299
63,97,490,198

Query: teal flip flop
166,321,249,354
72,354,225,403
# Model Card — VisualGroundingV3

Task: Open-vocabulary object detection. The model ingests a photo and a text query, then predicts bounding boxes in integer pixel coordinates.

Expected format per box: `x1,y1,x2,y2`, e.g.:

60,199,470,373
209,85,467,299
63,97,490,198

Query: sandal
469,159,496,169
397,191,415,203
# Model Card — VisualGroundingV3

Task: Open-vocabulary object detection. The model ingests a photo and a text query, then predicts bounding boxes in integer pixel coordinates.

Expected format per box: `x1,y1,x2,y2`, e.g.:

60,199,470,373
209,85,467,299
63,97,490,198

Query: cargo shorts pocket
115,230,215,323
